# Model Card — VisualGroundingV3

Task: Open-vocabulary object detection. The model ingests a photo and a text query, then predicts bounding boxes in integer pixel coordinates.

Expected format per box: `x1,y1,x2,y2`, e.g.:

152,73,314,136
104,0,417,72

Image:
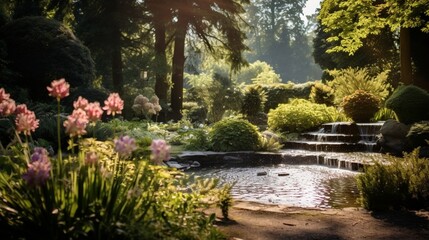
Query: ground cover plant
0,81,227,240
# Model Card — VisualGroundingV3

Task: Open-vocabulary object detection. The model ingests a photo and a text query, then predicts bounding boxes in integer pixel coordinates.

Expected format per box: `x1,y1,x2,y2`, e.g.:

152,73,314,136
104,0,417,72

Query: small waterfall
331,122,340,133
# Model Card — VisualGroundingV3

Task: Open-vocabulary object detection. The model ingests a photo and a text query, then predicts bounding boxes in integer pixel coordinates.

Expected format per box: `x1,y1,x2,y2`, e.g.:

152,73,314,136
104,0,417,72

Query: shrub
385,85,429,124
407,121,429,148
357,149,429,210
259,82,314,112
341,90,380,122
328,67,391,105
241,85,266,117
0,16,95,102
267,99,346,133
209,117,261,151
309,81,335,106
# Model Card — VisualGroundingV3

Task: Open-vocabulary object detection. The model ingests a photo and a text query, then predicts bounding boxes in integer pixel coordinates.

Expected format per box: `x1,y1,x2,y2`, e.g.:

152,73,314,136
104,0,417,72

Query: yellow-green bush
309,81,335,106
267,99,346,133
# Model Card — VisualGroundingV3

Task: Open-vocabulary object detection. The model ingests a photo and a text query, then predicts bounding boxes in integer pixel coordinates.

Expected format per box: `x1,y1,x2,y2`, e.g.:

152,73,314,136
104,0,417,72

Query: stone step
285,141,377,152
300,132,378,143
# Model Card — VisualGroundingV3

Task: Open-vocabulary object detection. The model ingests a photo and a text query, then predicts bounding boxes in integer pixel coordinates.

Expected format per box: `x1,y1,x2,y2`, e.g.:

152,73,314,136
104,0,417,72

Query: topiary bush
0,16,95,102
309,81,335,106
341,90,380,122
357,149,429,210
241,85,266,117
209,117,261,152
267,99,347,133
385,85,429,124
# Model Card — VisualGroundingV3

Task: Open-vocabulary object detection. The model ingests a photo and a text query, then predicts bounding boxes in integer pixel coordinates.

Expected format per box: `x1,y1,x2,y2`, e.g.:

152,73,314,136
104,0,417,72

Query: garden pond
188,163,360,209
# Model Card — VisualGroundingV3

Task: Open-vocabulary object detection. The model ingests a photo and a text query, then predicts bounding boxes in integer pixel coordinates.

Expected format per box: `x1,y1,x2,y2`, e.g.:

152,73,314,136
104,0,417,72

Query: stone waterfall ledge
172,150,385,172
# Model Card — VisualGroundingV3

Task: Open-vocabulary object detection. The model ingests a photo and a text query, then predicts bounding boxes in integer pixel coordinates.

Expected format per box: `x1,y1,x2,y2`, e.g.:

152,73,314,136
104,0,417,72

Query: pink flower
15,104,29,115
15,110,39,135
73,96,89,110
23,148,51,187
0,98,16,117
47,78,70,100
114,135,137,157
103,93,124,116
0,88,10,102
85,151,98,165
63,108,89,137
150,139,171,165
85,102,103,123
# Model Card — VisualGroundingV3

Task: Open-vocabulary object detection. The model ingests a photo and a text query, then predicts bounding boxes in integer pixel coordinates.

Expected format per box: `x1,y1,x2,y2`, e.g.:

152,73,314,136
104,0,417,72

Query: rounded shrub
385,85,429,124
341,90,380,122
267,99,346,133
0,16,95,102
209,118,261,152
309,81,334,106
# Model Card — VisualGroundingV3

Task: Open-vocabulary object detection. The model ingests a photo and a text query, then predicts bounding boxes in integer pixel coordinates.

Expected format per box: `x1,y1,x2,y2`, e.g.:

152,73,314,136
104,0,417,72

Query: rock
257,171,267,176
278,172,290,176
377,119,411,155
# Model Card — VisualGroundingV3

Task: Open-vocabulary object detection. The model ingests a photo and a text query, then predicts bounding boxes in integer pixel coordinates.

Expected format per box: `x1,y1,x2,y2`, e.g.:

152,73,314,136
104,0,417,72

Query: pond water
189,164,360,209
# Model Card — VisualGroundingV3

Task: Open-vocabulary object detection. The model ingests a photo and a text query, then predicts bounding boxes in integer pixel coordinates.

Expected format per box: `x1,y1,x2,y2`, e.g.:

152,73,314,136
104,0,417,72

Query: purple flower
114,135,137,157
23,148,51,187
150,139,171,165
30,147,49,163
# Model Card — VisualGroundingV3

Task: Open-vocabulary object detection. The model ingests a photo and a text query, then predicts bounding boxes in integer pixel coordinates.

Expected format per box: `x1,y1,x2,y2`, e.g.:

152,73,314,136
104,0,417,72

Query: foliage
319,0,429,54
357,149,429,211
186,73,243,123
267,99,347,133
259,82,314,112
183,128,211,151
372,107,397,122
407,121,429,149
259,135,283,152
209,117,261,152
217,183,234,219
309,81,335,106
385,85,429,124
328,67,391,105
182,101,207,124
235,60,281,85
241,85,266,117
0,16,95,102
341,90,380,123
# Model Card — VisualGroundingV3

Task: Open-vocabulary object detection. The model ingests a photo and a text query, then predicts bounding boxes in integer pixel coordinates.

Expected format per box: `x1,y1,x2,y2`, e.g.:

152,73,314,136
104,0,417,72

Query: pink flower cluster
103,93,124,116
85,151,98,165
0,88,39,135
22,147,52,187
47,78,70,100
150,139,171,165
114,135,137,157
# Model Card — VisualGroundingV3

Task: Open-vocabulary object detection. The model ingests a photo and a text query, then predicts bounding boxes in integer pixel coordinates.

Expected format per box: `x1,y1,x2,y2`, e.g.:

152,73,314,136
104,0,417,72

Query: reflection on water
189,164,360,208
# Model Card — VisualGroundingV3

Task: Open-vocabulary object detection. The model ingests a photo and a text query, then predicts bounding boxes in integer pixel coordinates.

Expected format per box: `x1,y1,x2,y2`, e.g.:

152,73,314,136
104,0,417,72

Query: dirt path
211,201,429,240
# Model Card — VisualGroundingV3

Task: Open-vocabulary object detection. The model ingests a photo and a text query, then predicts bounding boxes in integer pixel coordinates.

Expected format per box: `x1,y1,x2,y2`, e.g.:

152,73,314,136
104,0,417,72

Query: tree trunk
110,0,123,96
154,17,169,122
170,15,187,121
400,27,412,85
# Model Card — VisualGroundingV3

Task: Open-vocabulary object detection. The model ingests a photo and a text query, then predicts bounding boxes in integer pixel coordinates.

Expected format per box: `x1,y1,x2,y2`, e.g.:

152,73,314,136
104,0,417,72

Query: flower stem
57,99,62,164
